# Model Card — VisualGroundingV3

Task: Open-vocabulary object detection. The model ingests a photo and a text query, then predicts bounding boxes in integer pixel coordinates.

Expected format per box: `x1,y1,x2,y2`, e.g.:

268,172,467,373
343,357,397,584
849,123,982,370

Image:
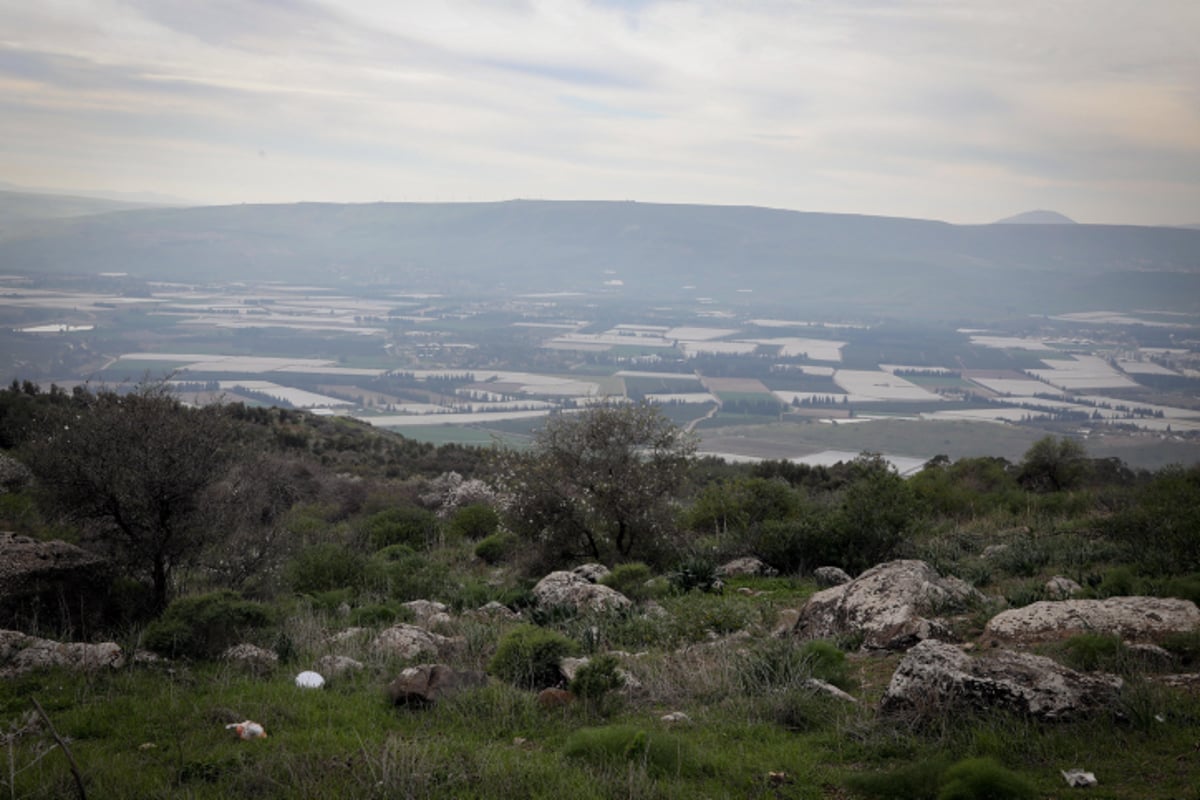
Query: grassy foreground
3,578,1199,800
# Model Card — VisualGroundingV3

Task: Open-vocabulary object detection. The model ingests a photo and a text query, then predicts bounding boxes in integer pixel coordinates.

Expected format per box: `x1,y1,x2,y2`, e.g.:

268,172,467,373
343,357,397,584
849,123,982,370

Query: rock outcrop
813,566,852,587
531,571,631,614
0,532,108,633
371,623,461,660
386,663,488,705
314,654,364,678
1044,576,1082,600
221,643,279,673
984,597,1200,645
0,629,124,677
791,560,983,651
883,639,1122,721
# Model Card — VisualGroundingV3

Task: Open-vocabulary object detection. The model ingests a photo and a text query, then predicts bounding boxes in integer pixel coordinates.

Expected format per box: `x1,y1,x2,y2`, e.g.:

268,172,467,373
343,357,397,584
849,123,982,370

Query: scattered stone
984,597,1200,645
718,557,777,578
660,711,691,725
536,688,575,708
792,560,983,651
0,455,32,493
1153,673,1200,692
883,639,1122,722
403,600,450,625
1061,769,1098,788
641,601,669,619
1126,643,1177,670
804,678,857,703
736,587,760,596
467,601,520,621
813,566,852,587
295,670,325,689
327,627,370,645
981,544,1010,560
371,623,460,660
221,644,279,674
386,663,488,705
571,563,610,583
314,654,364,678
532,571,631,614
1044,576,1083,600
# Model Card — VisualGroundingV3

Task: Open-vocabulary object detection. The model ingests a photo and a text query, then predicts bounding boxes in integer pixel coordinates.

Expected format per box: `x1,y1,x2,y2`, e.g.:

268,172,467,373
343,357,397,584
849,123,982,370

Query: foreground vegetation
1,381,1199,798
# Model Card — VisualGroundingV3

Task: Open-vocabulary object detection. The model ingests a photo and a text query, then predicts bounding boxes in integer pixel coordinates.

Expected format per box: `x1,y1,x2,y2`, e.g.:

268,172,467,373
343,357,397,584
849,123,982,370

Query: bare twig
29,698,87,800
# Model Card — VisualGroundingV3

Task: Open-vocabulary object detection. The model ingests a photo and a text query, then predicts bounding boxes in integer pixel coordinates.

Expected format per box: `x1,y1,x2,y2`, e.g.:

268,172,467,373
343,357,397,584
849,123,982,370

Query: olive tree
498,402,696,565
23,384,243,611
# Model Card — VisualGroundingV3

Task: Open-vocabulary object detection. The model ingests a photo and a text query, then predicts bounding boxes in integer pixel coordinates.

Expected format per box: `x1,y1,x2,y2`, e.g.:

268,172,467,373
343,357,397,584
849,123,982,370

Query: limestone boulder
532,571,631,614
984,597,1200,645
386,663,488,705
1044,576,1083,600
1,631,124,677
402,600,453,628
371,623,460,660
314,654,364,678
883,639,1122,721
791,560,983,651
0,534,108,628
813,566,852,587
222,643,279,673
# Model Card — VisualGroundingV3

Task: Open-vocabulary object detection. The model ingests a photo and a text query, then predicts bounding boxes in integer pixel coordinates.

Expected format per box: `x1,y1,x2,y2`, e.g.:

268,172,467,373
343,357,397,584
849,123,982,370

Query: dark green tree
22,384,243,611
1017,435,1089,492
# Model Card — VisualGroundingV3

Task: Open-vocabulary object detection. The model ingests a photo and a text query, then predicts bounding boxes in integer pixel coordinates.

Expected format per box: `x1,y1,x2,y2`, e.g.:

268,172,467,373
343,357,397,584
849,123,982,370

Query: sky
1,0,1198,225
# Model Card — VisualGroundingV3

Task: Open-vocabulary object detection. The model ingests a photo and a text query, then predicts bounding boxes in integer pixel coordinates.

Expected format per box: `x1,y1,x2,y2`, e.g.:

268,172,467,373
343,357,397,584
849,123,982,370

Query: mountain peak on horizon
992,209,1077,225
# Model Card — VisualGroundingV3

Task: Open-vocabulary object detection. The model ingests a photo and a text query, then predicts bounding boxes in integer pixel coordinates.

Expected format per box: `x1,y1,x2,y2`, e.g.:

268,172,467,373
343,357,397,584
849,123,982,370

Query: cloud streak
0,0,1196,225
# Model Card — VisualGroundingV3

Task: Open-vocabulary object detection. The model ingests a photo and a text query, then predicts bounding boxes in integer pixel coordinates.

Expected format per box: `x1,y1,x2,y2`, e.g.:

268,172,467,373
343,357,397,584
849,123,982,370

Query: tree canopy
499,402,696,565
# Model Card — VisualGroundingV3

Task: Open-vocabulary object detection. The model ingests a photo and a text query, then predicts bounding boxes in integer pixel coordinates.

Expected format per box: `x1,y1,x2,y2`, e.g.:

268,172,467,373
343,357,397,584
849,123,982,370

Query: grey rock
532,571,631,614
468,601,519,621
660,711,691,724
314,654,364,678
792,560,983,651
883,639,1122,721
804,678,857,703
0,532,107,604
1044,576,1082,600
386,663,488,705
571,563,610,583
221,643,279,673
402,600,450,625
2,632,124,676
984,597,1200,644
371,623,460,660
813,566,852,587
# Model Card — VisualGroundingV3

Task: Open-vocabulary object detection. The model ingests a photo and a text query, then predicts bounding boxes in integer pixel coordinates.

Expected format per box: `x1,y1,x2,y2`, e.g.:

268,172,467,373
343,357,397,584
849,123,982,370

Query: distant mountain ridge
993,210,1077,225
1,198,1197,320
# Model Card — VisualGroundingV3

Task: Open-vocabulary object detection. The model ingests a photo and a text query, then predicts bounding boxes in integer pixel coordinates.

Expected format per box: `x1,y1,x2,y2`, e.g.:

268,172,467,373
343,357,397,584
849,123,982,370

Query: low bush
600,562,655,601
364,550,453,603
361,506,440,551
141,590,273,659
937,757,1035,800
569,654,625,702
562,725,698,777
1060,633,1128,673
669,556,722,594
446,504,500,541
475,531,518,565
488,624,579,689
284,543,366,594
843,756,950,798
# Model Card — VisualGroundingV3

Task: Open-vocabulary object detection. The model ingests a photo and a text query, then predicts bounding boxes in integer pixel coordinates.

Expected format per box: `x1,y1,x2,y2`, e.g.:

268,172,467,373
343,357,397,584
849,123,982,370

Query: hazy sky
2,1,1198,225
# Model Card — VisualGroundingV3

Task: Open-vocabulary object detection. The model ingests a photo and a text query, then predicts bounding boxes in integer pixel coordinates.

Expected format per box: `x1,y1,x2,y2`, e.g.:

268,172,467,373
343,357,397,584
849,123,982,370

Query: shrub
562,725,697,777
361,506,440,551
348,602,406,627
446,504,500,541
364,550,453,603
600,562,654,601
475,532,518,565
284,543,366,594
142,590,273,659
669,556,722,594
738,639,851,695
937,757,1035,800
488,624,579,689
844,756,950,799
569,654,625,702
